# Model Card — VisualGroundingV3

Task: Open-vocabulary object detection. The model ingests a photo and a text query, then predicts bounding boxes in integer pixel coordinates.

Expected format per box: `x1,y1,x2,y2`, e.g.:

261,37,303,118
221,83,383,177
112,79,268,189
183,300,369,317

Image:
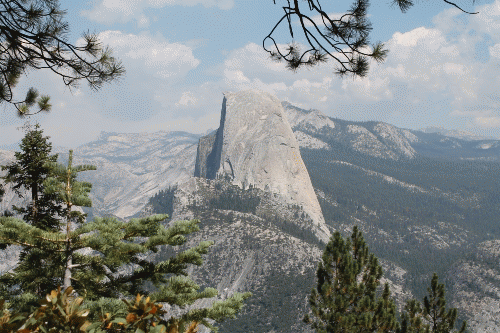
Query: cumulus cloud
82,0,234,25
490,43,500,58
475,116,500,128
0,28,207,147
94,31,200,80
175,91,198,107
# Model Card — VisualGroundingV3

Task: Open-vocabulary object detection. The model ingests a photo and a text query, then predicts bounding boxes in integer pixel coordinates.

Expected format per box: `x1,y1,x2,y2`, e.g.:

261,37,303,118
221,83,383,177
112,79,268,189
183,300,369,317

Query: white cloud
475,116,500,128
442,63,465,75
490,44,500,58
224,69,250,83
178,0,233,10
175,91,197,107
467,0,500,39
82,0,233,25
137,14,150,28
95,31,200,80
392,27,436,47
0,28,209,147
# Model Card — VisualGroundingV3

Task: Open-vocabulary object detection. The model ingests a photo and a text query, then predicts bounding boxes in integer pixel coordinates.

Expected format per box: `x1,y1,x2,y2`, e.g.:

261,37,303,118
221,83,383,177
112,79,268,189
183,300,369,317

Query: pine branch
0,0,126,116
267,0,478,74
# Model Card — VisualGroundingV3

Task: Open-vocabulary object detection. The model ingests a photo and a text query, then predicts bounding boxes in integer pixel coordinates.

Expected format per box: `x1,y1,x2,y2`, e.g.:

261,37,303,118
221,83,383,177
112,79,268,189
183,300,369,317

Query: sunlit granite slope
195,89,330,243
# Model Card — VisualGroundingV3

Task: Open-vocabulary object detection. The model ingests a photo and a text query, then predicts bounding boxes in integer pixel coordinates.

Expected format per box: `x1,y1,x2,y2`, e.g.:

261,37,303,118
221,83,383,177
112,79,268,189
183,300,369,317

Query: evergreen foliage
0,210,252,331
208,184,260,214
304,226,468,333
303,226,399,332
43,149,97,291
0,122,63,230
399,273,467,333
0,122,66,314
266,0,477,74
146,186,177,219
0,0,125,117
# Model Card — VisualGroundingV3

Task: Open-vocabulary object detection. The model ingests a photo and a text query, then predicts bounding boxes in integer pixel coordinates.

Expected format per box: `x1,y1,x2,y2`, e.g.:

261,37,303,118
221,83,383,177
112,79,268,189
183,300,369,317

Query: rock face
195,90,330,243
282,102,418,160
71,131,199,219
448,240,500,332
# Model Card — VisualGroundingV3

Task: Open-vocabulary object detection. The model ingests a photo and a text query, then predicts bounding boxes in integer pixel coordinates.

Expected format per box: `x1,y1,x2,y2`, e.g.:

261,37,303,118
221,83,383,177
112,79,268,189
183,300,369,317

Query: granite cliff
194,90,330,243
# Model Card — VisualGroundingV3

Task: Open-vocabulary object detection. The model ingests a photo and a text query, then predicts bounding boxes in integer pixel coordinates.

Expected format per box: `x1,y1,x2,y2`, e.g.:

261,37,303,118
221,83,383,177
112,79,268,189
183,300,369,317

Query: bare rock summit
195,89,330,243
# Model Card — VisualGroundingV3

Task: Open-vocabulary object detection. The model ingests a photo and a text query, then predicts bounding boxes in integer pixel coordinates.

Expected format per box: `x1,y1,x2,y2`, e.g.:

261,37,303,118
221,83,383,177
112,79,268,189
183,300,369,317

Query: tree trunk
31,182,38,224
63,201,73,291
63,251,72,290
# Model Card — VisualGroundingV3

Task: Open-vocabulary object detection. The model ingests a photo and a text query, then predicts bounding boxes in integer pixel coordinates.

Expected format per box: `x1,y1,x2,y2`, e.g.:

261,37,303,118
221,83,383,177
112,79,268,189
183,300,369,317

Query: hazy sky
1,0,500,148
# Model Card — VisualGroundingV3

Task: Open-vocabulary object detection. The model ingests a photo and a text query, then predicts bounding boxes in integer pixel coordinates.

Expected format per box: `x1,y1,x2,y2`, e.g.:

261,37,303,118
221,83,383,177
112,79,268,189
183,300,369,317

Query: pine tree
303,227,468,333
399,273,467,333
0,147,251,331
0,122,63,229
399,299,428,333
43,149,96,292
0,122,66,313
303,226,399,332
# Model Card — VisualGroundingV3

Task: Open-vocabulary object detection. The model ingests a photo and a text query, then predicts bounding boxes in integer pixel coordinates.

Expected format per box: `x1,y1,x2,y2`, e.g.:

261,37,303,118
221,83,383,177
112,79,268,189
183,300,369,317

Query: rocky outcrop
281,101,336,130
195,90,330,243
193,131,218,179
282,102,418,160
72,131,200,219
448,240,500,332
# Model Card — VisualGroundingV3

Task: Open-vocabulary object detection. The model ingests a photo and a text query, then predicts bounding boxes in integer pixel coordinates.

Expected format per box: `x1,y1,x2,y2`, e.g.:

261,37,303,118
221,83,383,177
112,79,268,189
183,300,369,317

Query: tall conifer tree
0,122,66,313
304,226,468,333
399,273,467,333
43,149,96,292
303,226,399,332
0,122,63,229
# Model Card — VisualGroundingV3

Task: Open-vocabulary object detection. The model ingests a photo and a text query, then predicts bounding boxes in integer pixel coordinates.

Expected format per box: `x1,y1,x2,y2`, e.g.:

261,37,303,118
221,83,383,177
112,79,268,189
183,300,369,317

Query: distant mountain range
419,126,498,141
1,91,500,332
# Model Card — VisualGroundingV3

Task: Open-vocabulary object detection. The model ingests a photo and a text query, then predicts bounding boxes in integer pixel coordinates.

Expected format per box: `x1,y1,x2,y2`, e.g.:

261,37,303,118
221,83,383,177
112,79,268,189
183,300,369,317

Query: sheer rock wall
195,90,330,243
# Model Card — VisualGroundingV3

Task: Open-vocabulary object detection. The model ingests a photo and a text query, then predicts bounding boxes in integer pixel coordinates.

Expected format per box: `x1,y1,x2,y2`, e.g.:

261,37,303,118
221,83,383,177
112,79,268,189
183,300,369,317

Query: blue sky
1,0,500,148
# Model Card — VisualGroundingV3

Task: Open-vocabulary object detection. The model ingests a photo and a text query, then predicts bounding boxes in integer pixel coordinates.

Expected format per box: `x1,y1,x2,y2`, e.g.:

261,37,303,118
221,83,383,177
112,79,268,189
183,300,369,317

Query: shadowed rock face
195,89,331,243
